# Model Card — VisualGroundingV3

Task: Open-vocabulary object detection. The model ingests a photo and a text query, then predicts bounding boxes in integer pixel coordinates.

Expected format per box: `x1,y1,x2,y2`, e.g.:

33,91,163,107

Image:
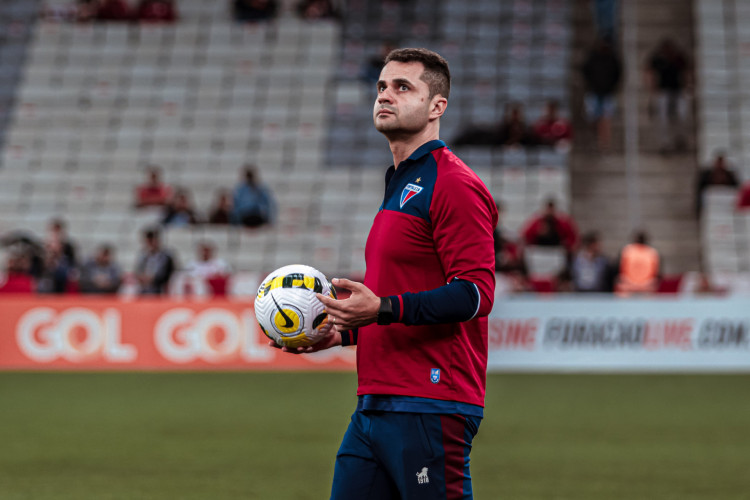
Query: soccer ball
254,264,337,348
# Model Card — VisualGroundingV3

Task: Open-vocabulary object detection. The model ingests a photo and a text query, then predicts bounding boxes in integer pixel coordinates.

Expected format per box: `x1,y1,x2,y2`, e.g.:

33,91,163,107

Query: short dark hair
144,228,160,241
383,48,451,99
582,231,600,246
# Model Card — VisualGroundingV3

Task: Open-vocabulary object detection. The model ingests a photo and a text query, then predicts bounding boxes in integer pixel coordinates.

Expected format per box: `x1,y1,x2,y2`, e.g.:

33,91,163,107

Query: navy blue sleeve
388,278,480,326
339,328,359,346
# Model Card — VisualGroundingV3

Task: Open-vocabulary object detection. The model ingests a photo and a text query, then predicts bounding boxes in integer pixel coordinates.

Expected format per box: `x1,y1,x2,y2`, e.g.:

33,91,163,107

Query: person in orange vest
615,231,661,294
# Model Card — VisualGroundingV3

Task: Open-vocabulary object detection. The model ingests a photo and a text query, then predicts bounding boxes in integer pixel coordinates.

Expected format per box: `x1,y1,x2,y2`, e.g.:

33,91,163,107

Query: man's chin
374,122,397,134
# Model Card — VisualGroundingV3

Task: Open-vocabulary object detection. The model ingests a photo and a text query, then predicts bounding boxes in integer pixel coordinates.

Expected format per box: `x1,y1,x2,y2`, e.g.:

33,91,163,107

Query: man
185,241,231,296
275,48,497,499
570,231,613,293
79,244,123,294
645,38,691,154
615,231,661,295
695,151,739,214
134,166,172,209
582,37,621,151
232,165,276,228
521,198,578,252
134,228,175,295
533,99,573,150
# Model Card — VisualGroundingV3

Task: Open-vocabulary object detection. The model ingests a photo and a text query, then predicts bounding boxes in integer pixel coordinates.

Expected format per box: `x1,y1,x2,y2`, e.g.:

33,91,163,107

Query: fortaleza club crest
430,368,440,384
400,183,423,208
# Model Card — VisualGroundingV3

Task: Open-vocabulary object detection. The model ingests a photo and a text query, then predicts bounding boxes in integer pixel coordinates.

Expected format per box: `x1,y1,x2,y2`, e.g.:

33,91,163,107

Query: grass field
1,372,749,500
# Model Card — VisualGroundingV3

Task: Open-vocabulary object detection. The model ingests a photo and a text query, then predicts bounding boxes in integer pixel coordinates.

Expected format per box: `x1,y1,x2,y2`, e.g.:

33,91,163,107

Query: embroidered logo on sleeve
430,368,440,384
400,183,423,208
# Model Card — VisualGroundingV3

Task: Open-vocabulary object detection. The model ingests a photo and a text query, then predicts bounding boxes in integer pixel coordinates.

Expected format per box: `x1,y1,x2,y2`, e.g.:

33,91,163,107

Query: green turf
0,373,748,499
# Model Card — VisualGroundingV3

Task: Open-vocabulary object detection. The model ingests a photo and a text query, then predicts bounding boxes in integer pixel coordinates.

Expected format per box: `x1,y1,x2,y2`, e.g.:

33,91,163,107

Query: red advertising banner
0,297,356,370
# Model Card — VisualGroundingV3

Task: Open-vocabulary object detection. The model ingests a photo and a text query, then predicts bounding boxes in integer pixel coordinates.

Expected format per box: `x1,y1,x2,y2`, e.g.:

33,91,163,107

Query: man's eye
378,86,385,92
400,85,408,91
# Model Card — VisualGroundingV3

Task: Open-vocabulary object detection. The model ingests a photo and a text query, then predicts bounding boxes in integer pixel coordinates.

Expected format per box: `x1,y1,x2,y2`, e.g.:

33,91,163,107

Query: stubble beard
374,112,425,141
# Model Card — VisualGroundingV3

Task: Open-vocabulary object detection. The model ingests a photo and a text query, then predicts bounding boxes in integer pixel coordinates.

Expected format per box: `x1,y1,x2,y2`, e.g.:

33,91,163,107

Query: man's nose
377,88,393,103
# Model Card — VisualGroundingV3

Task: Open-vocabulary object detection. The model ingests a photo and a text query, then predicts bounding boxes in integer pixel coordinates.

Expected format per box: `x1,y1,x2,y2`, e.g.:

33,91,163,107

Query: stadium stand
327,0,572,238
0,0,573,294
695,0,750,280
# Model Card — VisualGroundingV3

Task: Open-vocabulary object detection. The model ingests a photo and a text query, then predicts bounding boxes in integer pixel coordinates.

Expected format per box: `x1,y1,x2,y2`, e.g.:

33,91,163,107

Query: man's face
200,245,213,262
145,235,159,252
97,249,111,266
373,61,435,137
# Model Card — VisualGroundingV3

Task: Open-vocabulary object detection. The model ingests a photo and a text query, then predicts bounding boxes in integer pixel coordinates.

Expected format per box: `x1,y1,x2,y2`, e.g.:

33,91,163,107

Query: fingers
268,340,311,354
332,278,360,291
317,293,346,315
316,293,337,307
317,321,338,337
268,340,282,349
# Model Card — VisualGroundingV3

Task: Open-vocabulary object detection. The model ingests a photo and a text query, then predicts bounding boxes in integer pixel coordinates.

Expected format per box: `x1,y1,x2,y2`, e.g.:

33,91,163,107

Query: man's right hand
268,322,342,354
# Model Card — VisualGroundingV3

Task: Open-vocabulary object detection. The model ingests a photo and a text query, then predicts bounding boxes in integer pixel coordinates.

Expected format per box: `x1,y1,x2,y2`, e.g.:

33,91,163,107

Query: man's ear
429,95,448,120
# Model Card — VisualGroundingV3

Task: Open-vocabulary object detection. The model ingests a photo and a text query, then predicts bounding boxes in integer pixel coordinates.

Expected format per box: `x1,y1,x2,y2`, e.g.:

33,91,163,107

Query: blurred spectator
79,244,123,294
136,0,177,22
297,0,338,20
73,0,99,21
582,37,622,151
452,122,498,147
37,242,73,294
521,199,578,252
493,201,528,292
93,0,133,21
135,228,175,295
41,1,78,21
233,0,277,22
135,166,172,209
361,42,397,85
570,231,614,292
737,183,750,211
497,102,536,148
0,232,45,278
645,38,691,154
162,189,199,227
208,189,233,225
0,250,34,294
696,152,739,214
186,241,231,279
232,165,276,228
493,201,526,275
185,241,231,296
533,100,573,150
44,218,77,268
452,102,536,148
615,231,661,295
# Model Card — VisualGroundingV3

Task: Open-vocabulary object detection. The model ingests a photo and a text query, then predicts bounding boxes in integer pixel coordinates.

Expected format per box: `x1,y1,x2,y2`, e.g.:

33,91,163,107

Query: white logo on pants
416,467,429,485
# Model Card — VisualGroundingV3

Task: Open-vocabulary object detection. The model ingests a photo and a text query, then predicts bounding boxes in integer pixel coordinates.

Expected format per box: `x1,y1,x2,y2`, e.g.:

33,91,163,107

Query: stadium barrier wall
488,296,750,372
0,297,355,370
0,296,748,371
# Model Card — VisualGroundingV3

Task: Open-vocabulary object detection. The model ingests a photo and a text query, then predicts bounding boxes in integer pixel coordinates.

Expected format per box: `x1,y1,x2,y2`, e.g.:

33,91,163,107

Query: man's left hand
317,278,380,331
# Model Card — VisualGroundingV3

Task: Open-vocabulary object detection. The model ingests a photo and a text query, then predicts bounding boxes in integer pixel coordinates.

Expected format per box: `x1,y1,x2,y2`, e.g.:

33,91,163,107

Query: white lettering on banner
16,308,136,363
154,308,274,363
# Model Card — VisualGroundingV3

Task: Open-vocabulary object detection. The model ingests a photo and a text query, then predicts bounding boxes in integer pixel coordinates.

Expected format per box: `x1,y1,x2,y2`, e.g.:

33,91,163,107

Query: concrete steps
568,0,700,275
